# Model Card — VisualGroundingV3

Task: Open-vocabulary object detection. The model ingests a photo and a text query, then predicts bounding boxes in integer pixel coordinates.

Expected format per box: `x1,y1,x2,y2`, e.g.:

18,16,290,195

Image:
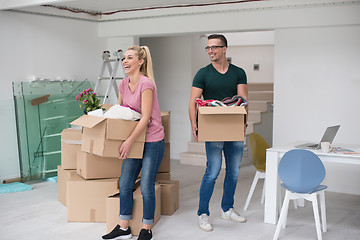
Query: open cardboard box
57,165,77,206
197,106,247,142
70,115,146,159
77,151,123,180
157,180,179,215
61,128,82,169
161,111,170,143
67,174,119,222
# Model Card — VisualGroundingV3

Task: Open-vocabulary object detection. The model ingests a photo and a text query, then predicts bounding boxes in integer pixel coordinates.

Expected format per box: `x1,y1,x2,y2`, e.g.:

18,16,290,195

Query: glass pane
13,80,93,182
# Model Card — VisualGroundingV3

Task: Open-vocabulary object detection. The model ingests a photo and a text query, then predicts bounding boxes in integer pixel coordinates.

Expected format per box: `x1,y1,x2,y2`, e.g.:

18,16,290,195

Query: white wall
228,45,274,83
273,25,360,193
0,11,105,182
273,26,360,146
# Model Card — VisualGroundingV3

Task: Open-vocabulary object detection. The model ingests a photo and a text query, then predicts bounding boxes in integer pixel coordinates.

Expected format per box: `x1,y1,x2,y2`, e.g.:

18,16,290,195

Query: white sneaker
199,214,213,232
221,208,247,223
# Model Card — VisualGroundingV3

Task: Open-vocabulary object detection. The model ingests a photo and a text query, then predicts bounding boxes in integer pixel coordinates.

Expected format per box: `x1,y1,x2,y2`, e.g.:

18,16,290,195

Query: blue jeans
197,141,244,216
119,139,164,225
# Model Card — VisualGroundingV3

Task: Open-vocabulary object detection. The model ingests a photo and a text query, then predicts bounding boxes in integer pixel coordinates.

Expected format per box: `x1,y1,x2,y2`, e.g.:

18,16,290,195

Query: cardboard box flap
61,139,82,145
70,115,107,128
161,111,170,117
61,128,82,140
198,106,247,115
108,192,120,198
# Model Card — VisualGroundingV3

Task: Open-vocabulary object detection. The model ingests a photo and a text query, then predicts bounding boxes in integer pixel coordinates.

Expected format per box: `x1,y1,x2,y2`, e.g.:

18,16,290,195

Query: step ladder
94,50,125,104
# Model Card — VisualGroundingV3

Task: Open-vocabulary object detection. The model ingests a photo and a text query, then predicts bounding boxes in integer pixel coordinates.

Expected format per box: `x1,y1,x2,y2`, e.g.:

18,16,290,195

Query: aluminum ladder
94,50,125,104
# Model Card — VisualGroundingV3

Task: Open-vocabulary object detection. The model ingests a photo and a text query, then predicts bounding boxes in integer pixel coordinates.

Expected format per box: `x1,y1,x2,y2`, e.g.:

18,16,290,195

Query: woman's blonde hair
127,45,156,88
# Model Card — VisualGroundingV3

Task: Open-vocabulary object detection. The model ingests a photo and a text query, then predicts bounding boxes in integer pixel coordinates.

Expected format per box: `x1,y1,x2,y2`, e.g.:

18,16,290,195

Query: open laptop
295,125,340,149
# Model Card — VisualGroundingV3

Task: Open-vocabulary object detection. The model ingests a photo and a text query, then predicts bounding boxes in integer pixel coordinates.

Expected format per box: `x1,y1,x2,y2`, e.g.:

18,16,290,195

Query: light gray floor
0,160,359,240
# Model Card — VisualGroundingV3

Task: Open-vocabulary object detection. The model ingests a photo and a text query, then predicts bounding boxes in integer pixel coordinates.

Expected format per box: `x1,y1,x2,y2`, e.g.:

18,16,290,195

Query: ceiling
0,0,274,44
1,0,255,14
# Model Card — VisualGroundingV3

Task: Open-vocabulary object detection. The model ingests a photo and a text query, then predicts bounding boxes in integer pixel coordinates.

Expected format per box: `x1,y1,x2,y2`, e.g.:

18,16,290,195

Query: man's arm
237,84,248,101
237,84,249,132
189,87,203,141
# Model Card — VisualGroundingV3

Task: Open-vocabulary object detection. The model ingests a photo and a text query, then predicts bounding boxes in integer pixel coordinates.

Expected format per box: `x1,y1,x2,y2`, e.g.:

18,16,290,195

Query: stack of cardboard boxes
57,111,179,235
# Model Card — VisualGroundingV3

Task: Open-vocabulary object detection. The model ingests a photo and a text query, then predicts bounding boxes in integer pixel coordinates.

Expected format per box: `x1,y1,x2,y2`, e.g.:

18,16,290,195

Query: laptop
294,125,340,149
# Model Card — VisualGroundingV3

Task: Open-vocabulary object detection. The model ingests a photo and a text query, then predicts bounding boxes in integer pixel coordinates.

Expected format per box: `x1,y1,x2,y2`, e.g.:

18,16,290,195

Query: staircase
179,82,273,167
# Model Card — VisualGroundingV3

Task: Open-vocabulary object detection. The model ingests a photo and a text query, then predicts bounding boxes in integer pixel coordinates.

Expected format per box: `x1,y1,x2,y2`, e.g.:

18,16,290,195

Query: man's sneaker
221,208,247,223
199,213,213,232
102,225,132,240
137,229,154,240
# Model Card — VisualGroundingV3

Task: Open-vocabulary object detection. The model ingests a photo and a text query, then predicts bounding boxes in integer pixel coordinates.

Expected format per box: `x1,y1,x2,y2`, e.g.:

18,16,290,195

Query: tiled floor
0,160,359,240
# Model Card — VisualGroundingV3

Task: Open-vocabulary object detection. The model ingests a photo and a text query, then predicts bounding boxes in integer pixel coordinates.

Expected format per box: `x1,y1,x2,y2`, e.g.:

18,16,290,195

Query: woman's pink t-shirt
119,75,164,142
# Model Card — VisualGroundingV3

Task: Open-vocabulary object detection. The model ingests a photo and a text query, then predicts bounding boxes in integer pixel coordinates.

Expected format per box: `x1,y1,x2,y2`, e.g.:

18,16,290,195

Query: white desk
264,144,360,224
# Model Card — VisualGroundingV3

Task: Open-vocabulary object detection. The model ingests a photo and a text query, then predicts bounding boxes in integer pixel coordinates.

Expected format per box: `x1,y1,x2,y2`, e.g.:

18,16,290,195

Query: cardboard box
57,165,77,206
70,115,146,158
106,184,161,236
157,180,179,215
197,106,247,142
161,111,170,143
67,175,119,222
61,128,82,169
158,142,170,173
77,151,123,179
156,172,171,181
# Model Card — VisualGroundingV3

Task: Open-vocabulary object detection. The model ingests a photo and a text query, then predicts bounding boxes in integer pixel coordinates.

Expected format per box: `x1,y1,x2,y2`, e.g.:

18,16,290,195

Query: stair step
188,141,205,153
247,82,273,91
248,101,269,112
248,91,273,101
179,150,249,168
179,152,210,167
248,110,261,123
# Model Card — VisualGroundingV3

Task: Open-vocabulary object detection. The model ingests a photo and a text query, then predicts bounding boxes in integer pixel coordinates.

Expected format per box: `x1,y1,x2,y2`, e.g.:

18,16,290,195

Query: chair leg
311,194,323,240
277,186,282,213
293,199,298,209
319,191,327,232
273,191,291,240
244,171,260,210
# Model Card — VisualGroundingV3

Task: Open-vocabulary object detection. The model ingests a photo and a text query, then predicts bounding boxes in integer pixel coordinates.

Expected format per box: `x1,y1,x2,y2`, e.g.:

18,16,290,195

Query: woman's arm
119,89,153,159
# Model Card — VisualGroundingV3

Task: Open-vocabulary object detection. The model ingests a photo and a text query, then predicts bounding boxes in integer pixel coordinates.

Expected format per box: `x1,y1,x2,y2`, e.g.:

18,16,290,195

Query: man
188,34,248,232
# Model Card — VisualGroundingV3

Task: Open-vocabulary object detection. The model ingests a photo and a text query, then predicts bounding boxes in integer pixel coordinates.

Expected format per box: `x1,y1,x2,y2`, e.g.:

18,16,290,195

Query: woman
102,46,164,240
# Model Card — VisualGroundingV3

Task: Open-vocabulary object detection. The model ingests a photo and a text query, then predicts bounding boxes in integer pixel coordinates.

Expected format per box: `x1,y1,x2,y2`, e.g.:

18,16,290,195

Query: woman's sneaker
102,225,132,239
199,214,213,232
221,208,247,223
137,229,154,240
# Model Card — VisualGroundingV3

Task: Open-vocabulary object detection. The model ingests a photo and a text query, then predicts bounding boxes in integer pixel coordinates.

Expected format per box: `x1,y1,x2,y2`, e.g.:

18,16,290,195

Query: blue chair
273,149,327,240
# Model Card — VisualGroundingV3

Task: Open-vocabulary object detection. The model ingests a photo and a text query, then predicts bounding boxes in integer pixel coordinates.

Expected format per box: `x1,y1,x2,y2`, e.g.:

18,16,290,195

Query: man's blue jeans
119,139,165,225
197,141,244,216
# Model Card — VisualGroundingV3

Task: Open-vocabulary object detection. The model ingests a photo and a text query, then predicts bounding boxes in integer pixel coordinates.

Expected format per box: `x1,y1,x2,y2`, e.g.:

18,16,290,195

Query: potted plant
75,88,102,114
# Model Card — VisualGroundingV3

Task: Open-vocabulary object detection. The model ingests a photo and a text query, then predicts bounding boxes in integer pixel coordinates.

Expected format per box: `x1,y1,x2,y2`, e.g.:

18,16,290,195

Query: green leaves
75,88,101,113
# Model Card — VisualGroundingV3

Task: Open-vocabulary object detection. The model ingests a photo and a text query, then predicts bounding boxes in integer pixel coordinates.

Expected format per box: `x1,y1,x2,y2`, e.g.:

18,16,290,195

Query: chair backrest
248,132,269,172
278,149,326,193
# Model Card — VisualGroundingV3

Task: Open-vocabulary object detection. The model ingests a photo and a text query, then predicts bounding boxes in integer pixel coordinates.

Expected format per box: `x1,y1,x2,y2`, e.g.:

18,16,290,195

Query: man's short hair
208,34,228,47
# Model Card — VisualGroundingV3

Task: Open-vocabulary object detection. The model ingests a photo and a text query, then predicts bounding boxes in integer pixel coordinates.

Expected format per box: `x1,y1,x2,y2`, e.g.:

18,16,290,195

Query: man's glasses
205,45,225,51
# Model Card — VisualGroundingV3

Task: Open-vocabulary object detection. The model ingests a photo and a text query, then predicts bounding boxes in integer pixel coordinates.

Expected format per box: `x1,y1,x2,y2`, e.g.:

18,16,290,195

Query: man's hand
192,123,198,142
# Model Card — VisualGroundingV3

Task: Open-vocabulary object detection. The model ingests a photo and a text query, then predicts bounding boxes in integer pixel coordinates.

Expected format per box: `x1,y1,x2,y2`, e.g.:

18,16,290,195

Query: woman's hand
119,139,134,159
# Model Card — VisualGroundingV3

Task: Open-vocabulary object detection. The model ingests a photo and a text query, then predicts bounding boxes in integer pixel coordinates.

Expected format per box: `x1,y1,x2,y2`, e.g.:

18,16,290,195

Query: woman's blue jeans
197,141,244,216
119,139,164,225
